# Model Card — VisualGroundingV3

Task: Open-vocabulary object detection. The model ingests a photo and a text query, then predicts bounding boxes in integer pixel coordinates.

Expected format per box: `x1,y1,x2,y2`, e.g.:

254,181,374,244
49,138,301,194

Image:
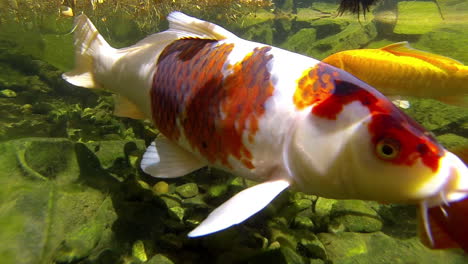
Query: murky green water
1,0,468,263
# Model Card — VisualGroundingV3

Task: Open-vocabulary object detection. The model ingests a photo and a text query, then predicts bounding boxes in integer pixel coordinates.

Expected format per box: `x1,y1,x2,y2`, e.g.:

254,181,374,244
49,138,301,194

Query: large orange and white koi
63,12,468,251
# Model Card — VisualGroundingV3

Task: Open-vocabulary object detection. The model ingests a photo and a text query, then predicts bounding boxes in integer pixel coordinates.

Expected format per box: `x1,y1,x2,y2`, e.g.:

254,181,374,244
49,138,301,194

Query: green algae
393,1,444,35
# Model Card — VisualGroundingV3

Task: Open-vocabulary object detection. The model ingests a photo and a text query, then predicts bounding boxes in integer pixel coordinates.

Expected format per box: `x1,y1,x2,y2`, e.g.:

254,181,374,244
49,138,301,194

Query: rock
168,206,185,221
242,22,275,45
248,247,305,264
283,19,376,59
240,10,275,28
318,232,368,261
160,195,181,208
82,140,144,170
282,28,317,54
314,197,338,217
293,198,313,211
297,234,327,260
146,254,175,264
330,200,383,233
153,181,169,195
175,183,199,198
0,89,17,98
292,215,315,230
403,99,468,134
54,197,116,263
131,240,147,262
318,232,468,264
207,183,229,198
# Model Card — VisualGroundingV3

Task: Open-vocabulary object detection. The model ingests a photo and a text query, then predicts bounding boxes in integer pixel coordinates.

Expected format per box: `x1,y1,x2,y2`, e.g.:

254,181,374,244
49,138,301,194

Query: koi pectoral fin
188,178,290,237
141,137,206,178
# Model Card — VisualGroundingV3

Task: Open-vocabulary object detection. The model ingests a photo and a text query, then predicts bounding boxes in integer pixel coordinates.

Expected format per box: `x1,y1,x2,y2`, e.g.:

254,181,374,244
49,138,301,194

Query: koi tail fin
62,14,115,89
419,196,468,252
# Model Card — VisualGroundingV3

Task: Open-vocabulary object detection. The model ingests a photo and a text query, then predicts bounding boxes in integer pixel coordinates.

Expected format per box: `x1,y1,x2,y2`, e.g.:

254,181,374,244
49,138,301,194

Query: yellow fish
322,42,468,106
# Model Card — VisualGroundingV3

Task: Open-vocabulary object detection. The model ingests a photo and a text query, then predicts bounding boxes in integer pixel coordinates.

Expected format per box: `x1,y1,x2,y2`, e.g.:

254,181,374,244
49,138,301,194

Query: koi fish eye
376,138,401,160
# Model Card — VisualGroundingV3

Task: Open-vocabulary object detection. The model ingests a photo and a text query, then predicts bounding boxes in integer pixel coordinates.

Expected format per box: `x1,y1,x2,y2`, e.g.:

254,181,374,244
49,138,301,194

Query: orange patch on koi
293,63,336,109
151,39,274,169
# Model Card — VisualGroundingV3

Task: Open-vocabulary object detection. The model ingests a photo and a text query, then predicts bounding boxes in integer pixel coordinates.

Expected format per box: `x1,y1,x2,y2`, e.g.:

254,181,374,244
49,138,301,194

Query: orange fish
322,42,468,107
63,13,468,251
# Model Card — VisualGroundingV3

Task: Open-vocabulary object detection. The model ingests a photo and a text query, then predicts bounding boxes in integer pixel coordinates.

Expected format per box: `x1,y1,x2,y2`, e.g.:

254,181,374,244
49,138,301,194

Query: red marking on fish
151,38,220,141
425,197,468,252
295,62,443,171
151,39,274,169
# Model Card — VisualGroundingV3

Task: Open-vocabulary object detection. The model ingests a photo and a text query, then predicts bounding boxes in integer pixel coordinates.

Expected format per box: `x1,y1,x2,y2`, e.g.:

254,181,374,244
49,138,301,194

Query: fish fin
423,197,468,252
381,41,463,66
188,178,290,237
141,137,205,178
113,95,146,119
167,11,238,40
62,14,114,89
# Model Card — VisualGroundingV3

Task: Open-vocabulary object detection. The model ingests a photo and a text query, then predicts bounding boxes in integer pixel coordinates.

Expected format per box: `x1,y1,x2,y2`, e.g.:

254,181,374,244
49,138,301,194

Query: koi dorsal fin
381,41,463,66
167,11,238,40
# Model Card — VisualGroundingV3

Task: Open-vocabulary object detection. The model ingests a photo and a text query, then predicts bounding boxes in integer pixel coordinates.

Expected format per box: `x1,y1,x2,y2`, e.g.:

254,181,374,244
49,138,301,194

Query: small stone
152,181,169,195
0,89,17,98
298,235,327,259
137,180,151,191
128,154,139,168
21,104,32,113
131,240,147,262
268,241,281,250
168,206,185,221
146,254,175,264
310,259,326,264
293,198,313,211
181,195,207,207
160,195,181,208
207,184,229,198
314,197,337,217
292,215,315,230
175,183,199,198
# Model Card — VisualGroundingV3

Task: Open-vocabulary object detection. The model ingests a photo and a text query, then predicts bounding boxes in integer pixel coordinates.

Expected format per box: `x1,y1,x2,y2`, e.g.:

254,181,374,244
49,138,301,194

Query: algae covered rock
282,19,377,59
0,89,16,98
176,183,199,198
318,232,468,264
282,28,317,53
146,254,175,264
330,200,383,233
0,138,114,264
403,99,468,135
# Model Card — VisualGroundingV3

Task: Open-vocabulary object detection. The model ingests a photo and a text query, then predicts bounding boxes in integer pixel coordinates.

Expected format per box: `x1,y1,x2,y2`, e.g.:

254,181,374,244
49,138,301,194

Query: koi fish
322,42,468,107
63,12,468,251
